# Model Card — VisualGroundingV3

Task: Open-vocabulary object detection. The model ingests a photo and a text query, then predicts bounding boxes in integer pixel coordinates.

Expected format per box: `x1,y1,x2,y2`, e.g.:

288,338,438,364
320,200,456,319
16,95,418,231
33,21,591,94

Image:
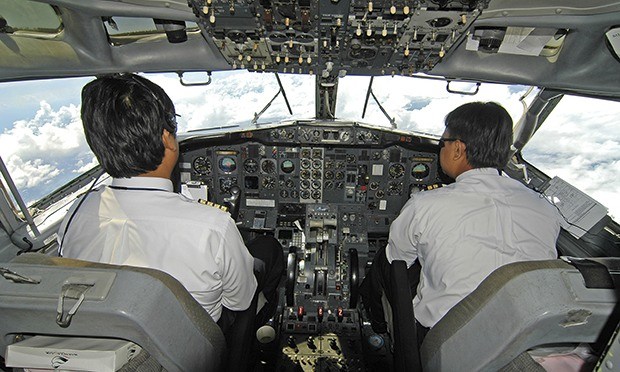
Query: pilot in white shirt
362,102,561,337
59,176,257,322
58,74,282,324
387,167,560,328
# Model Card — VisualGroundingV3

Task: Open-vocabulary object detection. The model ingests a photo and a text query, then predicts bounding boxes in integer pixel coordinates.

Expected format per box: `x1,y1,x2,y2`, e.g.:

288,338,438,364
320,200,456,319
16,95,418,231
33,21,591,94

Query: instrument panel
178,123,440,239
177,122,441,371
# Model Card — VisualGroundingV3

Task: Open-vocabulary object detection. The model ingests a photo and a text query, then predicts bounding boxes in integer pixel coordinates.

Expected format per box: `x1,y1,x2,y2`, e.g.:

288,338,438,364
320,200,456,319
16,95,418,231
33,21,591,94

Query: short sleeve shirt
385,168,561,328
58,177,257,322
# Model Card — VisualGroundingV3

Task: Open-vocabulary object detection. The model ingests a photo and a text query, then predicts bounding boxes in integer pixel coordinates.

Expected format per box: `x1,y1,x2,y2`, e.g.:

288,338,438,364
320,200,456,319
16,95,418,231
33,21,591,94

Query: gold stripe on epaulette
198,199,229,212
424,184,442,191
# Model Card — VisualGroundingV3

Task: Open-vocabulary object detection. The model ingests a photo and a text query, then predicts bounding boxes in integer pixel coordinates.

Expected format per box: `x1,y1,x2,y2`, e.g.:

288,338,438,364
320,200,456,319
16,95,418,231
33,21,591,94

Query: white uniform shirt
386,168,561,328
58,177,257,322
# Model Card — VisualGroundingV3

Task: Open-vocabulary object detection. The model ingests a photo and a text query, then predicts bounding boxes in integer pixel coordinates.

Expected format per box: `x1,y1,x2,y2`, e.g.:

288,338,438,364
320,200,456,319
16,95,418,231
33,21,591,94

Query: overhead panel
188,0,491,77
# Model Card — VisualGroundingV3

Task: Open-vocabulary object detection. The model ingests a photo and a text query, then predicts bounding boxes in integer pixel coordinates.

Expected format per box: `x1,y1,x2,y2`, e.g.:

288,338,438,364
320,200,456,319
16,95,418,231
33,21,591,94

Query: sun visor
466,27,567,62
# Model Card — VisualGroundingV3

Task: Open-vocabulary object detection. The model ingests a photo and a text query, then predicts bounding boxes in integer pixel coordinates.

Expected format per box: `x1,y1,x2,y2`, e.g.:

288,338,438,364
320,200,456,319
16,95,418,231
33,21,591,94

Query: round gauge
312,159,322,169
218,157,237,173
311,180,321,190
291,190,299,199
388,181,403,196
311,190,321,200
281,159,295,173
219,178,234,192
244,158,258,173
324,170,334,180
346,154,356,163
280,189,289,198
389,163,405,178
300,159,311,169
411,163,431,180
300,180,310,189
324,180,334,189
369,181,379,190
193,156,211,175
340,130,351,142
261,159,276,174
285,179,295,188
335,171,344,180
262,176,276,189
300,190,310,199
300,170,310,179
312,170,322,179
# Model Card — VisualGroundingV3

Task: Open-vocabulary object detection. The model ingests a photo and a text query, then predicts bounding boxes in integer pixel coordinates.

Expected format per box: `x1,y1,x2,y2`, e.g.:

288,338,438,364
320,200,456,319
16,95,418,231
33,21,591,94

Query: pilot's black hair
80,73,176,178
444,101,513,169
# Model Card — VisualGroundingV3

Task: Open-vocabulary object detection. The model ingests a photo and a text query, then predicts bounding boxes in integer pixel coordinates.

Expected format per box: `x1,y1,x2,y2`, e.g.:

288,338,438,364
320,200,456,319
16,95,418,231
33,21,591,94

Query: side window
0,77,96,210
521,95,620,220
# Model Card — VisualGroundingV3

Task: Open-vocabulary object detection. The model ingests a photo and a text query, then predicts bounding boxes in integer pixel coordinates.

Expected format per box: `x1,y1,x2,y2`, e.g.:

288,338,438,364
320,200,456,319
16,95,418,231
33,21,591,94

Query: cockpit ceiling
0,0,620,97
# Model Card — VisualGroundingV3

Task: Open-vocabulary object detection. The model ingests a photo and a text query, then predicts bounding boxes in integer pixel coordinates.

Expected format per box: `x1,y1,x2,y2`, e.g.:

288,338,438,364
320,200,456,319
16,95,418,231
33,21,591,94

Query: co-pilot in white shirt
58,177,257,322
386,168,561,328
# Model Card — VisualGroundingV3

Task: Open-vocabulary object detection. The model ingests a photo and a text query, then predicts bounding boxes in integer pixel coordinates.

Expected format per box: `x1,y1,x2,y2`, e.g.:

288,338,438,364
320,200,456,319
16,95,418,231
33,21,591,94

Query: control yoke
224,185,241,221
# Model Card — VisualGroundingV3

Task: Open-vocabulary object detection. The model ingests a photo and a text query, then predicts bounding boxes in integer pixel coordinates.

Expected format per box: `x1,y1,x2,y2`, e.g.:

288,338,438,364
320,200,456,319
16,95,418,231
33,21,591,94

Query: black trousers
217,235,285,372
359,245,427,347
246,234,286,326
218,234,285,332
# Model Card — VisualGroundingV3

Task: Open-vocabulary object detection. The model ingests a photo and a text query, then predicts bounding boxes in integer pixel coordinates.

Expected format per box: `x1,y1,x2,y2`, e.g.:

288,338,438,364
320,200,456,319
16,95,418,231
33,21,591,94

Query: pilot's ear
453,140,467,161
162,129,177,152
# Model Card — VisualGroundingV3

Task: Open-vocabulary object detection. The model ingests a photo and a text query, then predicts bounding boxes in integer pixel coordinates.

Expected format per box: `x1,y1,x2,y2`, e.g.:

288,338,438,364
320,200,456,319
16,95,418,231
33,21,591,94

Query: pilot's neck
138,138,178,180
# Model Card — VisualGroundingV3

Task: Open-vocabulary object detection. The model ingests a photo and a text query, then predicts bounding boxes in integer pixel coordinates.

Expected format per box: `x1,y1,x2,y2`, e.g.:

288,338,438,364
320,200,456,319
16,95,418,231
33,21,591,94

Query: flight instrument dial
389,163,405,178
192,156,212,175
411,163,430,180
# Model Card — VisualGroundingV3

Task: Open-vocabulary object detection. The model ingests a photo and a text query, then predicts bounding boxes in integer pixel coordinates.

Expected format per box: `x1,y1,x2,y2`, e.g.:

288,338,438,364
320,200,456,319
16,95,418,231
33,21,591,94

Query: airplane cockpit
176,122,442,369
1,0,620,371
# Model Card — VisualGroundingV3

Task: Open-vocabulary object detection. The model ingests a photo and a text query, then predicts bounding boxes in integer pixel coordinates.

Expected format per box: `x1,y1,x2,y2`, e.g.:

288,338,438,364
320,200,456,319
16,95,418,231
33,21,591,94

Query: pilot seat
0,253,226,371
386,258,619,371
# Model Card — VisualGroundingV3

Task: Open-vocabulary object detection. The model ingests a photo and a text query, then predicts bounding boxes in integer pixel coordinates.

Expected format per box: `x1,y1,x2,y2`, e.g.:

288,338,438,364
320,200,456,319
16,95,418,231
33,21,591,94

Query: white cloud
0,101,94,202
5,157,61,188
74,156,99,174
153,72,315,131
522,95,620,218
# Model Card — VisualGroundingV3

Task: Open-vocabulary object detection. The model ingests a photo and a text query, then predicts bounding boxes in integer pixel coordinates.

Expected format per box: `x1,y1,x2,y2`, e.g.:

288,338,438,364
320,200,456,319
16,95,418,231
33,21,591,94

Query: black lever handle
224,185,241,221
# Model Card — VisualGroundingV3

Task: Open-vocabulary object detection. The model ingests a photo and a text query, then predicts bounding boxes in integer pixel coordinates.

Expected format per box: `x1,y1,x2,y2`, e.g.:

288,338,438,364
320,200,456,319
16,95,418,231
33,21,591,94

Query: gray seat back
421,259,619,371
0,253,226,372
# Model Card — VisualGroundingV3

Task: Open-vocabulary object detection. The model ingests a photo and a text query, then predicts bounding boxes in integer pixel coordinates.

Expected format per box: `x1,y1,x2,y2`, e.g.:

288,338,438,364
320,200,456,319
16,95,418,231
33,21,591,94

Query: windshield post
0,155,39,236
316,70,338,120
512,89,563,156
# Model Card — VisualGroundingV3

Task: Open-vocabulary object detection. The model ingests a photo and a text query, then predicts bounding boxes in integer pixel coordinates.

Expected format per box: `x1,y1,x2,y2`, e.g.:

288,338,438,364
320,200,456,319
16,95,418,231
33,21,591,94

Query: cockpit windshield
1,71,618,222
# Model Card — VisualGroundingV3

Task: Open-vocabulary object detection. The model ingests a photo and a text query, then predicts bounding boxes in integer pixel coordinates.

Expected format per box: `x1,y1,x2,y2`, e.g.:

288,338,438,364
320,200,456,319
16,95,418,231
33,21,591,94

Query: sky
0,71,618,221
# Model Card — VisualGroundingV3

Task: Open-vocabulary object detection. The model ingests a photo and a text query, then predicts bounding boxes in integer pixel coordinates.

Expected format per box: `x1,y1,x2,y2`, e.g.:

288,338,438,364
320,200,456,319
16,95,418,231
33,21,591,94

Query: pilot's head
439,101,512,179
80,73,178,178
